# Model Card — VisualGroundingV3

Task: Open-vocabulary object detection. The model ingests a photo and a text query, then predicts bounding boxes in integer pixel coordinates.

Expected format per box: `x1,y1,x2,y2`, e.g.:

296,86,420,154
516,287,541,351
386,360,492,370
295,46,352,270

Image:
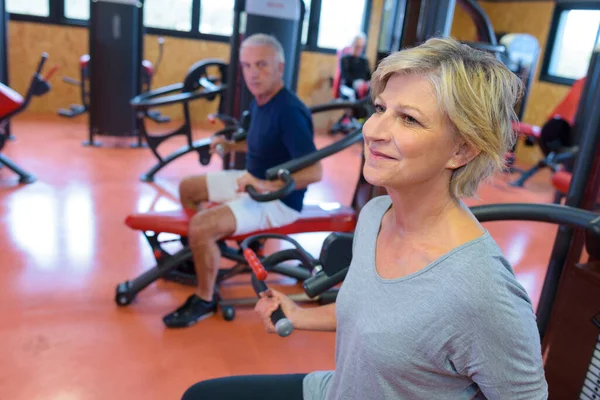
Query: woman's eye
374,104,385,113
401,114,419,126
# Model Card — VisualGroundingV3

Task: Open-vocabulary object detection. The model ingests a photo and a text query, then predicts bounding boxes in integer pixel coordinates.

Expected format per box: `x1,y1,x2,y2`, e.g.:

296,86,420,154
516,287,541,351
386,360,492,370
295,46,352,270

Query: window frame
540,1,600,86
7,0,372,53
303,0,372,54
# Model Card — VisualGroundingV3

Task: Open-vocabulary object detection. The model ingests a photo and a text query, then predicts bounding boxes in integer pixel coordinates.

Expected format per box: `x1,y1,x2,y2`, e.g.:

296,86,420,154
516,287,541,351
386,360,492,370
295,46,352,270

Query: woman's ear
447,140,481,170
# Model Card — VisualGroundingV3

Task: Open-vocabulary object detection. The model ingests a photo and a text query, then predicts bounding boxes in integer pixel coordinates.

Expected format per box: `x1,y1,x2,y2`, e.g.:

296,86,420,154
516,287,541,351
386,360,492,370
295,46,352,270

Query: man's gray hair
240,33,285,63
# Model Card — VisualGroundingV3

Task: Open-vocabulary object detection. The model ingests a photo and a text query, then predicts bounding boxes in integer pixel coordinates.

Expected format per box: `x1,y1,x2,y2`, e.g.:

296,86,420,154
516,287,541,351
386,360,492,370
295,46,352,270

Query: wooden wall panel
8,22,88,119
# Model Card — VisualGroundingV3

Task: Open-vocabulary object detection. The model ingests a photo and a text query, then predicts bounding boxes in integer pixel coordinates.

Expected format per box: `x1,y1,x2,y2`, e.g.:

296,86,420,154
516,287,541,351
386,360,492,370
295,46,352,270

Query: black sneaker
163,294,217,328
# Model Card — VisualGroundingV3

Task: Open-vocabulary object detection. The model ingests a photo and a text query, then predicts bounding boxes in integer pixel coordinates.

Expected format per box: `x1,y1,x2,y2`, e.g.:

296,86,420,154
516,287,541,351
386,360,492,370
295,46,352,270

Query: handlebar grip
243,248,268,281
45,66,59,81
208,113,238,127
232,128,247,142
251,276,294,337
270,307,294,337
246,170,295,202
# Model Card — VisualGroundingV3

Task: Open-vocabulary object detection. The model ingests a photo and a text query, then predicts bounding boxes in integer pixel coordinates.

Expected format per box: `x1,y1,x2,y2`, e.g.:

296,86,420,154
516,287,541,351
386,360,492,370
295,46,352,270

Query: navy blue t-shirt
245,88,316,212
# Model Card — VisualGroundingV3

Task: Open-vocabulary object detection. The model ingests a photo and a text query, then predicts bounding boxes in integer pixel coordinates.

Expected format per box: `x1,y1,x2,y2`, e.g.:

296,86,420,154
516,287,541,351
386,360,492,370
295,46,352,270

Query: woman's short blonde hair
370,36,523,198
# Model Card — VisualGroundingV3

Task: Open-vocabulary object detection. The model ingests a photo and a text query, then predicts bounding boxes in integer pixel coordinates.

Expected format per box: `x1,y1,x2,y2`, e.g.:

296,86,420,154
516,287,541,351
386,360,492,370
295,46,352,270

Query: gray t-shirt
303,195,548,400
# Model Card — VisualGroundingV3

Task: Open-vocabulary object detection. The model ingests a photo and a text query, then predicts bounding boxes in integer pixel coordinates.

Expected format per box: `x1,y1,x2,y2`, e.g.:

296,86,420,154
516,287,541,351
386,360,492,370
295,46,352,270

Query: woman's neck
385,178,481,243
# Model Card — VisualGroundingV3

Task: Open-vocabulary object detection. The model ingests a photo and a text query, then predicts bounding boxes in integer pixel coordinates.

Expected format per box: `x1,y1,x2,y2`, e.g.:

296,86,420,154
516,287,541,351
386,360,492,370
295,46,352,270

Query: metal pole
537,47,600,339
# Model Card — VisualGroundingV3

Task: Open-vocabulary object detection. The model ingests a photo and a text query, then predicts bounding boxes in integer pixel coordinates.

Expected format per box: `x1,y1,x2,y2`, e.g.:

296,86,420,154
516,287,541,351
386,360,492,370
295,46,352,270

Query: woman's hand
236,172,282,194
254,289,300,334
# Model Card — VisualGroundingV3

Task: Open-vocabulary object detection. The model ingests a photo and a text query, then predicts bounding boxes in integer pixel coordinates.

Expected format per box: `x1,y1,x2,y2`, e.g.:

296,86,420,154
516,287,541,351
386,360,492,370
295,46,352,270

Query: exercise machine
58,37,170,125
536,45,600,399
0,0,11,140
114,101,377,320
242,202,600,337
230,230,353,336
70,0,160,148
510,77,584,187
131,0,306,181
0,53,57,184
130,59,230,182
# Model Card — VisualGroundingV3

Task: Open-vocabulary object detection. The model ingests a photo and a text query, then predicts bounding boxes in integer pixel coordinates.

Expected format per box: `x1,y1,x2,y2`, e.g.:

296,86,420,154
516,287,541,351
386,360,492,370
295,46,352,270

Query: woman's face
362,73,466,191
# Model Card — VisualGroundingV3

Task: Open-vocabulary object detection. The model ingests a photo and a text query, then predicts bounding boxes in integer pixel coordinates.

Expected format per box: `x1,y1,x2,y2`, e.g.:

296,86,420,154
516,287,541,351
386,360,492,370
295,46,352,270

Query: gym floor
1,115,558,400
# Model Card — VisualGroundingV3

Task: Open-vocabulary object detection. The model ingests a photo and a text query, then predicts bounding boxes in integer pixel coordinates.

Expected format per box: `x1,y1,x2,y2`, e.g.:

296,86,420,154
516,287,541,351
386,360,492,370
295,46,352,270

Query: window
6,0,49,17
378,0,397,52
542,5,600,84
301,0,312,44
144,0,193,32
199,0,235,36
64,0,89,20
6,0,370,55
317,0,367,49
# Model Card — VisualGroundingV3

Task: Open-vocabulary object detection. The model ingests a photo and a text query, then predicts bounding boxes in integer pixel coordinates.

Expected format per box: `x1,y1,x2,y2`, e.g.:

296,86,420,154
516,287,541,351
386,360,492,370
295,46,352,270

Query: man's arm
230,139,248,152
280,105,321,187
290,161,322,190
254,161,322,192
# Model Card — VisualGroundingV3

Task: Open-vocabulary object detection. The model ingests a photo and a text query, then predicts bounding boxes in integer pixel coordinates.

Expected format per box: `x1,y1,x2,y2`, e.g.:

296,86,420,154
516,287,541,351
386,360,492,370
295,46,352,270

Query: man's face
352,38,365,56
240,44,284,98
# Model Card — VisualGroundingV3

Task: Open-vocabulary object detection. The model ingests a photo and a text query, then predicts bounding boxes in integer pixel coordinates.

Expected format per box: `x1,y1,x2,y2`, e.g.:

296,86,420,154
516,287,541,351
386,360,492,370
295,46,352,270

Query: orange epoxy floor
1,115,558,400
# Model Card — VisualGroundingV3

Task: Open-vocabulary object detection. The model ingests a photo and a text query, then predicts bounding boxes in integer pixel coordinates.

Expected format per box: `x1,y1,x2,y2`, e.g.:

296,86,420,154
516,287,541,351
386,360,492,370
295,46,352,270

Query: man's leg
178,175,209,211
163,204,237,328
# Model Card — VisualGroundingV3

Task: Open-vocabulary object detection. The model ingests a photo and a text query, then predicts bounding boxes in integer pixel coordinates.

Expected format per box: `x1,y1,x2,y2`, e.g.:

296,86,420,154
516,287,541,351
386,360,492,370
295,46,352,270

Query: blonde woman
181,37,548,400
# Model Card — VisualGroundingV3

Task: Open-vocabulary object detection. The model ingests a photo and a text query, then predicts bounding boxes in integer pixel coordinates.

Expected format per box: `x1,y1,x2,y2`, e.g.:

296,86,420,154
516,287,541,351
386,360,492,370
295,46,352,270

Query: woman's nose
363,115,389,142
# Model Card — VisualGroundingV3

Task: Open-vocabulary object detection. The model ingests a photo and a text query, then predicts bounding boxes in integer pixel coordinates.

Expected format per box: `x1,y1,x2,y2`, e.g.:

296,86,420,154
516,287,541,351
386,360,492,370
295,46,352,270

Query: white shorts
205,169,301,236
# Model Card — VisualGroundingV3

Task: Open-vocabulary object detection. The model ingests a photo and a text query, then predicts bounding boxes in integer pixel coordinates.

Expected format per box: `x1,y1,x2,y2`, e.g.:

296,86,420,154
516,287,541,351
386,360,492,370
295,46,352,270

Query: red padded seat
513,121,541,139
0,82,24,117
142,60,153,77
125,203,358,241
552,171,571,194
80,54,90,68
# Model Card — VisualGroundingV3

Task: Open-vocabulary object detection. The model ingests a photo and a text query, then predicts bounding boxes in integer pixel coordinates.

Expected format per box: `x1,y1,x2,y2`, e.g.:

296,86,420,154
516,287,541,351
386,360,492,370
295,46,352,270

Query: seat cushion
513,121,541,139
552,171,571,194
0,82,24,117
125,203,358,241
142,60,153,77
80,54,90,68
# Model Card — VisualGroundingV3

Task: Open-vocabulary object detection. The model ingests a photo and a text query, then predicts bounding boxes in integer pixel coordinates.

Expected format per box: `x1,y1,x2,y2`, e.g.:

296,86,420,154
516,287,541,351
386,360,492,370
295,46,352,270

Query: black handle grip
303,267,349,298
246,170,295,202
209,112,239,127
270,306,293,337
35,53,49,75
251,275,293,337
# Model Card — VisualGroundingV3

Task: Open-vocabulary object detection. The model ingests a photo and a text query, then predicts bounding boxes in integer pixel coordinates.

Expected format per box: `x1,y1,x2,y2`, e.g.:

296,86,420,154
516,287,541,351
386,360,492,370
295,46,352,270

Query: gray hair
240,33,285,63
352,32,367,44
